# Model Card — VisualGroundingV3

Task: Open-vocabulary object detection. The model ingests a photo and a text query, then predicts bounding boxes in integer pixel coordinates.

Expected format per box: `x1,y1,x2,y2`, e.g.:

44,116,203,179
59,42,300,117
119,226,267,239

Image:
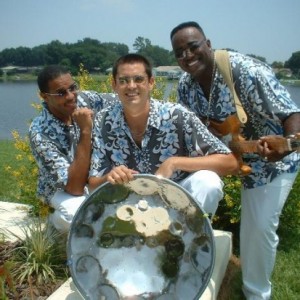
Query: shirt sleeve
79,91,119,112
89,112,112,177
30,133,70,188
180,107,232,156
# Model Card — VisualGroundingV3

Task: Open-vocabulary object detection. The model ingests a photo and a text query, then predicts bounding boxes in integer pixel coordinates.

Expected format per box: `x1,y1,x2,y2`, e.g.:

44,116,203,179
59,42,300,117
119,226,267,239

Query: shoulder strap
215,50,248,124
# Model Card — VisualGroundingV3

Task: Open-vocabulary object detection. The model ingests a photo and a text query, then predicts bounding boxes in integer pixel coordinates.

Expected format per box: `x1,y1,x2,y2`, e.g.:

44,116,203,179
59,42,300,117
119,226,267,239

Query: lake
0,81,300,140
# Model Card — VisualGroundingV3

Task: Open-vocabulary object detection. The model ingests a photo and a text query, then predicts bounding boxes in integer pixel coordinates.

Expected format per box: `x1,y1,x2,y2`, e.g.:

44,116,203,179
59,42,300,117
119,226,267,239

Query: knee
49,210,71,233
194,170,224,195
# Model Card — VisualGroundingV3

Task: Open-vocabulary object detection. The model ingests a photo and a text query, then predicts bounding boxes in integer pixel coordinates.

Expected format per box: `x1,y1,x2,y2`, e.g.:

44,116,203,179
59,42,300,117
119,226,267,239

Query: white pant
49,189,88,233
178,170,224,217
240,172,298,300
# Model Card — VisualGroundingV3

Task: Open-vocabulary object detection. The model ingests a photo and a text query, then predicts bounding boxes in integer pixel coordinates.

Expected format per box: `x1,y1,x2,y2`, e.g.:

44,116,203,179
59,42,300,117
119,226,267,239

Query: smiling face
171,26,214,81
112,62,154,114
40,73,78,124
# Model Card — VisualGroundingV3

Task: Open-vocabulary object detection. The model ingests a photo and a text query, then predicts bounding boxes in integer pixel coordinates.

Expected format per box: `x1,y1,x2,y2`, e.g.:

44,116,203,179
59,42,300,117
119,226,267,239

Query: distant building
0,65,42,74
153,66,183,79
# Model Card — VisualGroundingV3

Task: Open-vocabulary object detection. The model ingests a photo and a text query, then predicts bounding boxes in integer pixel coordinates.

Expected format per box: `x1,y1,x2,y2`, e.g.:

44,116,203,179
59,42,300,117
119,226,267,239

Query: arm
64,107,94,195
155,153,239,179
257,112,300,161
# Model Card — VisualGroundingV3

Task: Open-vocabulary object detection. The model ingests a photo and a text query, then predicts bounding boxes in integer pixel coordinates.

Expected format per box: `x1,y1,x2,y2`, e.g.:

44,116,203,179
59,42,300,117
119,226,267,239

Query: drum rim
67,174,216,300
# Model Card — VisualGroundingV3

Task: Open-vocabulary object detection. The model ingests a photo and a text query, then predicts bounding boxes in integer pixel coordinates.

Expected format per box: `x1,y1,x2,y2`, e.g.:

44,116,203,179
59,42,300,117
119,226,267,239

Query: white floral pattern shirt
177,51,300,189
89,99,231,182
29,91,119,203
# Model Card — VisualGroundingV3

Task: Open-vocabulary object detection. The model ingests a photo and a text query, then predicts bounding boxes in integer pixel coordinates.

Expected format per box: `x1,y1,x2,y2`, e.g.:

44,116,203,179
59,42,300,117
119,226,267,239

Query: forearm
65,130,92,195
158,153,239,177
88,175,108,192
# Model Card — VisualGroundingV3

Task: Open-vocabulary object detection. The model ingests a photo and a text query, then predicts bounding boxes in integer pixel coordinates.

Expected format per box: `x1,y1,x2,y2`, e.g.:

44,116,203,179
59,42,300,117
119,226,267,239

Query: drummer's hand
155,158,176,179
257,135,287,162
106,165,139,185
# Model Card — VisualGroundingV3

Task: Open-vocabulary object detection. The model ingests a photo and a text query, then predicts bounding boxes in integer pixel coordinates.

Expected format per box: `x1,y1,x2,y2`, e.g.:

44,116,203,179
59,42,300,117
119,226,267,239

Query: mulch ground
217,254,243,300
0,240,64,300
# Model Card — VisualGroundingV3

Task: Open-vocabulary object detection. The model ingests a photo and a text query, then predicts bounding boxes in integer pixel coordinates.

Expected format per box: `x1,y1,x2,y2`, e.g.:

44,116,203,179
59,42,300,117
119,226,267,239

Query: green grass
0,140,21,202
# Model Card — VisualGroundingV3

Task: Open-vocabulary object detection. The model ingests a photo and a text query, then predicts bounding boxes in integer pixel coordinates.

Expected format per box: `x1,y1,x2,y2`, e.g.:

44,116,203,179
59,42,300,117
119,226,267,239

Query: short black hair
112,53,153,80
170,21,206,40
37,65,70,93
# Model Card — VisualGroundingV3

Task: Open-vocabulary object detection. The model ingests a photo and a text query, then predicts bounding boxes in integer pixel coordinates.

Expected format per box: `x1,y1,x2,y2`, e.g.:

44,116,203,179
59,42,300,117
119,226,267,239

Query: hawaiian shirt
89,99,231,182
177,51,300,189
29,91,119,204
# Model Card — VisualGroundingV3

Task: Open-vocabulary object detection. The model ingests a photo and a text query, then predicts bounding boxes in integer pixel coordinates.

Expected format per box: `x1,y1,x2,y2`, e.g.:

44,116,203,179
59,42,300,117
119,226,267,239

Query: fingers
257,139,271,158
72,108,94,129
72,107,94,119
107,166,139,185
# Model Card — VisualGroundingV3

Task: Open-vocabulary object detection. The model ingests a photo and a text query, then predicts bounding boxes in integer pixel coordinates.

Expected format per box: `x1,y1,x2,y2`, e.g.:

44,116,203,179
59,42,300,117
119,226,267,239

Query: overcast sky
1,0,299,63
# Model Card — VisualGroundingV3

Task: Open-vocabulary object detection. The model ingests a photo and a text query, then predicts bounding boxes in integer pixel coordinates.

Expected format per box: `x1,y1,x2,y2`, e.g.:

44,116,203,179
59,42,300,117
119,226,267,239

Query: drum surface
67,174,215,299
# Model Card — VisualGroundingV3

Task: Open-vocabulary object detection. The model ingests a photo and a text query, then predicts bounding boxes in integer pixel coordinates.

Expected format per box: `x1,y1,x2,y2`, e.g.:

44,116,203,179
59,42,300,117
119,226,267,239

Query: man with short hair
170,21,300,299
29,65,118,232
88,53,239,216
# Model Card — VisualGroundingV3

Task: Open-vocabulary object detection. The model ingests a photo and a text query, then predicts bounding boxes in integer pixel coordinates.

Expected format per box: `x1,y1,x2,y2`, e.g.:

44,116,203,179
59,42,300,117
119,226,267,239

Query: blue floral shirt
89,99,231,182
29,91,119,204
177,51,300,189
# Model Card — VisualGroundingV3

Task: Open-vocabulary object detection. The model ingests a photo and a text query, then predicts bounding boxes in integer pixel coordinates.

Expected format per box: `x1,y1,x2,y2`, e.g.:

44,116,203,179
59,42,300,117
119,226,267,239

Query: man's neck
124,101,150,134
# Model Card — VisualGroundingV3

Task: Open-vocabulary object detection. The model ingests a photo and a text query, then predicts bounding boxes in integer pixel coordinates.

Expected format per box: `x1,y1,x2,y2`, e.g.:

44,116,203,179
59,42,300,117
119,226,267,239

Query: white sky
1,0,299,63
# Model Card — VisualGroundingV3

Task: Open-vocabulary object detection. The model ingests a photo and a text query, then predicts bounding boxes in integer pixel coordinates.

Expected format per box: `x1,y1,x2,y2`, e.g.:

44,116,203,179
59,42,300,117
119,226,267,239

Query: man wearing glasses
170,21,300,299
29,65,118,232
88,54,239,216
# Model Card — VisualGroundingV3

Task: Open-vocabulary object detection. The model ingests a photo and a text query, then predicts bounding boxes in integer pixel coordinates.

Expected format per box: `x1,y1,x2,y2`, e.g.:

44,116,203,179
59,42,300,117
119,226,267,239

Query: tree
271,61,284,69
285,51,300,77
133,36,151,52
44,40,67,65
133,36,175,66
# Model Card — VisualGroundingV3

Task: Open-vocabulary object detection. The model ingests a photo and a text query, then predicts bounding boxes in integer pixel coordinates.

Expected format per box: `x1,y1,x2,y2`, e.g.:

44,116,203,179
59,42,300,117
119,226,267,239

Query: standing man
29,65,118,232
88,53,239,217
170,21,300,299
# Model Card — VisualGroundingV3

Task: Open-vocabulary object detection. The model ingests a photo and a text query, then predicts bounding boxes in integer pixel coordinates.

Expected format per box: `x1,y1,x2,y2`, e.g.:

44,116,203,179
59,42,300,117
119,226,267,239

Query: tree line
0,36,299,77
0,37,176,74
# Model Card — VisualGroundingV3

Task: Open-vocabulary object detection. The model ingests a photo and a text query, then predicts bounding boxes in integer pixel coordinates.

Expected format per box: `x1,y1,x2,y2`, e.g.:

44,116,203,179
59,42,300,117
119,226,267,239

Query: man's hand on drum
106,165,139,185
155,157,177,179
257,135,288,162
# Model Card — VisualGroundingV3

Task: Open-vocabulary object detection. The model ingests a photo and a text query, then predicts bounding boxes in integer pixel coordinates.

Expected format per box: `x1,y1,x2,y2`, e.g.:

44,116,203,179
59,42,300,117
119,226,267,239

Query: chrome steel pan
67,174,215,299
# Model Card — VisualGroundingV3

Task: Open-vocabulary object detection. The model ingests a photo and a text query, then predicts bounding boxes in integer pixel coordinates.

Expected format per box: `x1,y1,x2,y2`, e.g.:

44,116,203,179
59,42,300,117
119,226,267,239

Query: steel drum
67,174,215,300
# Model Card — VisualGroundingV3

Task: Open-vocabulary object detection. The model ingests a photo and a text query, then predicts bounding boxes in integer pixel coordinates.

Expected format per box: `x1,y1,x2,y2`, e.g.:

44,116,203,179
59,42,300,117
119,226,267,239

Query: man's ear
39,91,47,102
149,76,155,91
206,39,212,49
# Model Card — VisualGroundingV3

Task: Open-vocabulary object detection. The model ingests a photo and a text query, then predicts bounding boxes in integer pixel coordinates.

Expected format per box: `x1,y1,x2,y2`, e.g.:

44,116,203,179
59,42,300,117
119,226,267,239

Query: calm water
0,81,40,140
0,81,300,140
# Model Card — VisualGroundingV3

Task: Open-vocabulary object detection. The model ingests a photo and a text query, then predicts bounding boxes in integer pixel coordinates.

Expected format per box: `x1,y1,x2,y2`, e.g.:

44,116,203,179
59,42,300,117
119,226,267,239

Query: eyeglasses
44,82,79,97
117,75,146,85
175,39,207,59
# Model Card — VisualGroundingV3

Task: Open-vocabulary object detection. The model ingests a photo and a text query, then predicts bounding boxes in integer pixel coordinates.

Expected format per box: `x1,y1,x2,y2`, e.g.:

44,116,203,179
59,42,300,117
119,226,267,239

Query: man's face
41,73,78,123
112,62,154,110
171,27,212,79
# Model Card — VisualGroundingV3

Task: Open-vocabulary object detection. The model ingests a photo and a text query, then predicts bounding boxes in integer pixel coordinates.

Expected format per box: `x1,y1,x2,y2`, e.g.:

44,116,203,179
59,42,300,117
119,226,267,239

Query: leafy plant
8,219,68,286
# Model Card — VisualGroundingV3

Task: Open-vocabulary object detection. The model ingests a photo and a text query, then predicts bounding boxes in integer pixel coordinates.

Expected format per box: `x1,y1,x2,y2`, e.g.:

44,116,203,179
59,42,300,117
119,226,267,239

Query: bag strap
215,50,248,124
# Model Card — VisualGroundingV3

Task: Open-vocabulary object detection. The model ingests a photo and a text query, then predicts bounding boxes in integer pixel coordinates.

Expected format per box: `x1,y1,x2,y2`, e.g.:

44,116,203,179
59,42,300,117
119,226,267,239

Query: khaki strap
215,50,248,124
